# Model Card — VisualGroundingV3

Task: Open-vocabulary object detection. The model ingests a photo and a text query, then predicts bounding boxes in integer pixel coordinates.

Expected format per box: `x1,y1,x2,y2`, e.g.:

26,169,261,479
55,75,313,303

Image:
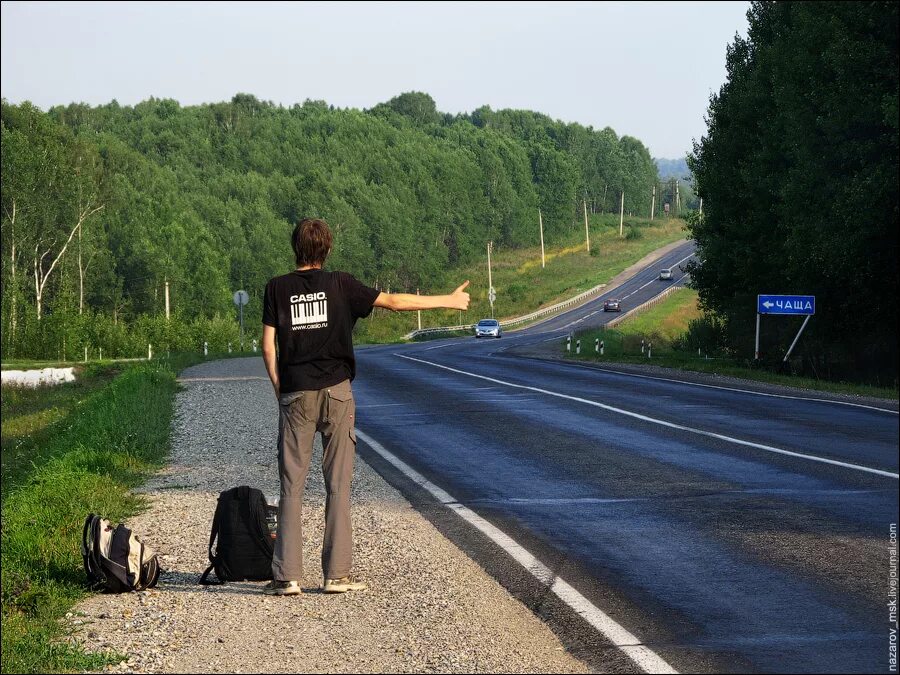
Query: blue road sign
757,295,815,315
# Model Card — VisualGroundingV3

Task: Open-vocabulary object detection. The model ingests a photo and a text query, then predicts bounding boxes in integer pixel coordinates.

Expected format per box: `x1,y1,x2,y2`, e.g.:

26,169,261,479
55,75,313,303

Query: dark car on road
603,299,621,312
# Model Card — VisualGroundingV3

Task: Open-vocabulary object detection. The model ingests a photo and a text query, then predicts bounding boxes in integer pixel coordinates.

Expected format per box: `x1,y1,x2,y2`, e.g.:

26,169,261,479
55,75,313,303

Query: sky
1,1,749,158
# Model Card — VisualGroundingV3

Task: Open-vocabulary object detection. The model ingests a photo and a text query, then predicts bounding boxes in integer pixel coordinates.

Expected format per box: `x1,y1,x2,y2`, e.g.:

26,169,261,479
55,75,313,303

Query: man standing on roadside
261,217,470,596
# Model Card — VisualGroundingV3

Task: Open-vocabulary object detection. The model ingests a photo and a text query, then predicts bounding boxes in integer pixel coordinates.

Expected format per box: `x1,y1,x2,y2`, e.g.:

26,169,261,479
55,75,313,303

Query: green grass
0,352,209,673
609,287,702,342
568,289,899,400
354,214,687,343
1,364,123,498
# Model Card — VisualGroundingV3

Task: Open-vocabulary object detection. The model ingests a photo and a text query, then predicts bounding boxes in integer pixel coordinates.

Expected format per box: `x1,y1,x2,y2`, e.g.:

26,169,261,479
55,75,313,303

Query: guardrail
403,280,609,340
603,284,686,329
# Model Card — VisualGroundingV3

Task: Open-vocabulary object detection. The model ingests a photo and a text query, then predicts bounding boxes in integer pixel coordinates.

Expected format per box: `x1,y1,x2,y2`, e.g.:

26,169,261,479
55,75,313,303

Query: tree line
688,1,898,385
0,91,660,360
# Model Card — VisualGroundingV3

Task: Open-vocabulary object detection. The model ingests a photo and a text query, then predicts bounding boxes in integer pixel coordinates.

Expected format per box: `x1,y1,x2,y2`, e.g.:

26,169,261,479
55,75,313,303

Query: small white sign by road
233,290,249,306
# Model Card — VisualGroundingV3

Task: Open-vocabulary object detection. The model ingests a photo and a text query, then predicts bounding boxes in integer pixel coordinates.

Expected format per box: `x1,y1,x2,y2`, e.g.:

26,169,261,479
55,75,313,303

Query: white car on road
474,319,502,338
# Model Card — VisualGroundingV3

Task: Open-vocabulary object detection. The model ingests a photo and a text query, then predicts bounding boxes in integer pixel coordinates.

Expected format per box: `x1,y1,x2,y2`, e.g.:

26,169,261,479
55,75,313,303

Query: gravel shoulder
66,357,589,674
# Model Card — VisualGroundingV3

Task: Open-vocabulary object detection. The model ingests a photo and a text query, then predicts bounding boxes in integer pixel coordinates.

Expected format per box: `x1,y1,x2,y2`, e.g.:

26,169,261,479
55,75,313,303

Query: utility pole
675,180,681,214
538,209,545,269
582,199,590,253
487,240,494,318
416,288,422,331
164,277,170,320
650,185,656,221
619,190,625,237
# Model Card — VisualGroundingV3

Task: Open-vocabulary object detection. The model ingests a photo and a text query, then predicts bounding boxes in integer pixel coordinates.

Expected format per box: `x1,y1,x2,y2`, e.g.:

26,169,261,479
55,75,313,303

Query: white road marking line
471,398,543,403
471,487,886,505
621,277,658,300
387,413,440,417
422,341,461,351
354,428,678,675
621,253,694,299
544,360,898,415
395,354,899,480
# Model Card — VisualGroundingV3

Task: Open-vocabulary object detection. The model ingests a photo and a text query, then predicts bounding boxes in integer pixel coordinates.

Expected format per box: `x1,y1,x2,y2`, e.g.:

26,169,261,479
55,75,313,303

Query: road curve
352,240,898,674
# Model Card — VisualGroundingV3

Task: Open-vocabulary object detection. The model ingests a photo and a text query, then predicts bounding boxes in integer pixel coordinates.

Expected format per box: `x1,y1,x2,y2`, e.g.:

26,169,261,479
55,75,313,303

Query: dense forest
0,91,659,359
688,1,898,385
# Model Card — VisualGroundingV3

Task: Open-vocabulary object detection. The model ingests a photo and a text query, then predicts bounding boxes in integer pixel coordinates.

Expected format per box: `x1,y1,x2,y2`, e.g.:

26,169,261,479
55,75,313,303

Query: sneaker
263,580,302,596
323,576,368,593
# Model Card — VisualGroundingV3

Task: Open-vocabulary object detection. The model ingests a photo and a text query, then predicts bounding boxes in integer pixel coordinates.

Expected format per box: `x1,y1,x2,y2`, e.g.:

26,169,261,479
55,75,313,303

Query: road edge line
395,353,899,480
505,354,899,415
354,427,679,675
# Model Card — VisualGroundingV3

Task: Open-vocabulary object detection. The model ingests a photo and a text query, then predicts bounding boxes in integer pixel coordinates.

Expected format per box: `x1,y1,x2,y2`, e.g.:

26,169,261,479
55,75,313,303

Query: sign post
233,290,249,351
755,313,761,361
755,294,816,363
783,315,812,364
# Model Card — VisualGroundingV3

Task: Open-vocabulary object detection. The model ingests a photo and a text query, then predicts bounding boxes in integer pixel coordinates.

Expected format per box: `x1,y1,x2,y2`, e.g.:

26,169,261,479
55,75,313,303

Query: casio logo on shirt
289,292,328,329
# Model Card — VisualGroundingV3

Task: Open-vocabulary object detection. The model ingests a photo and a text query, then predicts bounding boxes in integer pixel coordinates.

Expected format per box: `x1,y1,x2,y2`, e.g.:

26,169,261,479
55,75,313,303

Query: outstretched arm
374,281,470,312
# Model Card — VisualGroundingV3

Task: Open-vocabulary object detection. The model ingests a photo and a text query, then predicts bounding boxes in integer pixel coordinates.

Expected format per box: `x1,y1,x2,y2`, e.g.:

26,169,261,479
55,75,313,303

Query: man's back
262,269,379,394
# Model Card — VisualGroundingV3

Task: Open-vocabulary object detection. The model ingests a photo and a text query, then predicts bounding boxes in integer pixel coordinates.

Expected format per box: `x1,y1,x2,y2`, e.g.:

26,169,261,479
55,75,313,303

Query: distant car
659,268,673,281
603,299,621,312
474,319,502,338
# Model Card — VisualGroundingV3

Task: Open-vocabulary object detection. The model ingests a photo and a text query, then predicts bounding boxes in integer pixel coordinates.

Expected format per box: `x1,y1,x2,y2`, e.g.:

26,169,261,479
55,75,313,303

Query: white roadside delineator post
648,342,652,359
148,343,152,360
595,338,599,353
566,335,571,352
228,342,232,354
641,339,645,355
203,341,208,357
600,340,605,356
252,339,258,353
576,339,581,355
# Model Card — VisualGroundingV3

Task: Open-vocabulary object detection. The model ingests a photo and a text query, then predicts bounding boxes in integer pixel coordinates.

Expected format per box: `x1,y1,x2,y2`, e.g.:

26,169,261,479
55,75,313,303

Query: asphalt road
351,241,899,674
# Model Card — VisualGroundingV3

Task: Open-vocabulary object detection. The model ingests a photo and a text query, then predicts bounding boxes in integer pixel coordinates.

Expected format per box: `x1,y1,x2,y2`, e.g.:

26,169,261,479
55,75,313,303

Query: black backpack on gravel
81,514,162,593
199,486,274,585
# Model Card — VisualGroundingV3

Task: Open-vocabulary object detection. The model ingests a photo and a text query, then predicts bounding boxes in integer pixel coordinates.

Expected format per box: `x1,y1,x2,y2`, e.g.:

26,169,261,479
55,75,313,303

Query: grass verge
569,289,898,401
1,364,123,498
0,352,209,673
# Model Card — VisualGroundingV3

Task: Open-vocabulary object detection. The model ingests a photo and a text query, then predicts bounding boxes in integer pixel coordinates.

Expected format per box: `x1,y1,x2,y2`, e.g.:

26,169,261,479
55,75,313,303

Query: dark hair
292,217,333,267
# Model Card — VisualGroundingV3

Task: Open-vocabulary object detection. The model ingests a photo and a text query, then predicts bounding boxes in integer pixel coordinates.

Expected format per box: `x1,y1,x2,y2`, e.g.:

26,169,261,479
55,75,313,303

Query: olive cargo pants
272,379,357,582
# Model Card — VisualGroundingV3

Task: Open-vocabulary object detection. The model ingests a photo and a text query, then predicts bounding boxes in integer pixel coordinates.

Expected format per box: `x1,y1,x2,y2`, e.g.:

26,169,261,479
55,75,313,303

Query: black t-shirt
262,269,380,394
